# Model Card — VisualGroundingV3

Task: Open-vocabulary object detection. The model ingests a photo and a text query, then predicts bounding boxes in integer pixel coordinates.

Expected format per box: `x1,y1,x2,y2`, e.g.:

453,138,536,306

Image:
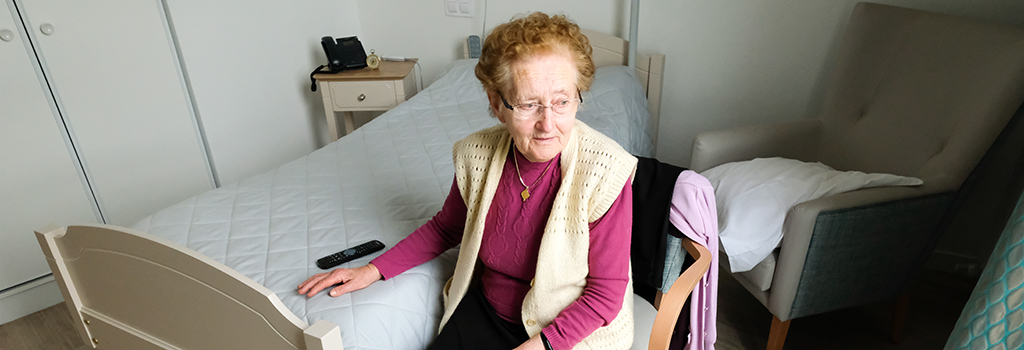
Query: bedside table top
314,60,417,81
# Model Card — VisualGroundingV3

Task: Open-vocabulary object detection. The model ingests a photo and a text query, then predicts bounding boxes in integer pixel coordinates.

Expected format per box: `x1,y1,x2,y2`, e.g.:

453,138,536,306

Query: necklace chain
513,148,552,202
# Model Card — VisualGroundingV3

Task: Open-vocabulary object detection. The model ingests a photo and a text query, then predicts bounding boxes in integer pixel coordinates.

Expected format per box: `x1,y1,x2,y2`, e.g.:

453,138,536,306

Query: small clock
366,49,381,70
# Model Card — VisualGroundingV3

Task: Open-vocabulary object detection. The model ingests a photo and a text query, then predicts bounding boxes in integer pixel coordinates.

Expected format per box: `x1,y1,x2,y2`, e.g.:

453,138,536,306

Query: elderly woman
298,12,637,350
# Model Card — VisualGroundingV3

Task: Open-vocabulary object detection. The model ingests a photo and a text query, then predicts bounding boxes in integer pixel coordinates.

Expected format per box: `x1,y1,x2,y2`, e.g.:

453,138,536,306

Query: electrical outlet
445,0,473,18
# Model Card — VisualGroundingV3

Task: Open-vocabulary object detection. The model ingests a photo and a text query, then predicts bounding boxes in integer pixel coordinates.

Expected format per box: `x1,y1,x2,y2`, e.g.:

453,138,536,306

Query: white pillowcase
701,157,923,273
576,65,655,157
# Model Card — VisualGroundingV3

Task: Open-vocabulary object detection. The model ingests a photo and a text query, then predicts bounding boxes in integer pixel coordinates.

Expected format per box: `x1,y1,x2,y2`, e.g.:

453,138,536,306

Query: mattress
131,59,654,350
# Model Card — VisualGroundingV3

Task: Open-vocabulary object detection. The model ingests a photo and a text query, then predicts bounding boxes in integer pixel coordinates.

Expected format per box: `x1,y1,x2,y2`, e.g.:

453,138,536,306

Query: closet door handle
0,29,13,42
39,23,54,35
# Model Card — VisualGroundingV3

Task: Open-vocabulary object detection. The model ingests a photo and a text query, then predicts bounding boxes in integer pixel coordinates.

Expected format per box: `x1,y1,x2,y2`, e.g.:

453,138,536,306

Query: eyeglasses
500,92,583,121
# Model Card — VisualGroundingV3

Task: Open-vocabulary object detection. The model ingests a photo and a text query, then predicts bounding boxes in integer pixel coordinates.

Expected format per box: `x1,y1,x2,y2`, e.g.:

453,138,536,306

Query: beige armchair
690,3,1024,349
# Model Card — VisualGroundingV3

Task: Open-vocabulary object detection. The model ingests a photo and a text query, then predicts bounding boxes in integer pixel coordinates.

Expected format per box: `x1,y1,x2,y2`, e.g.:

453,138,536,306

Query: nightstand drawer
328,81,398,109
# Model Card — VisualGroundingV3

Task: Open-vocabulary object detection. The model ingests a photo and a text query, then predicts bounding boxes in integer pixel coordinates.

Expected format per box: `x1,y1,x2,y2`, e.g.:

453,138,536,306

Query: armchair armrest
647,238,712,350
690,118,822,172
767,177,958,320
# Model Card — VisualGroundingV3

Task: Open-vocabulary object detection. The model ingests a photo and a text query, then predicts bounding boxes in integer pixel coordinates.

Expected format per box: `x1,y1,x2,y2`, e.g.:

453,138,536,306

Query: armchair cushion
703,157,923,272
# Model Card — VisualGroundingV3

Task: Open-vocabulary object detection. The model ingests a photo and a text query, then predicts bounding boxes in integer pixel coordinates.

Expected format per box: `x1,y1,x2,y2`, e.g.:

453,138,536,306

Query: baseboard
0,276,64,325
926,249,984,278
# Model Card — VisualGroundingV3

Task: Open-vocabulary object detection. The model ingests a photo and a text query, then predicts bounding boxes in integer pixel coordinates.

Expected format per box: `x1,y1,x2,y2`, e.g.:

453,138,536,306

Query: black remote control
316,240,386,269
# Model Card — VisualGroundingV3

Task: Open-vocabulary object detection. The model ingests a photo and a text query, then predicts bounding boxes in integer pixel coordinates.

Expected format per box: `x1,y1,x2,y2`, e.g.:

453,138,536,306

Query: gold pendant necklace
513,149,552,202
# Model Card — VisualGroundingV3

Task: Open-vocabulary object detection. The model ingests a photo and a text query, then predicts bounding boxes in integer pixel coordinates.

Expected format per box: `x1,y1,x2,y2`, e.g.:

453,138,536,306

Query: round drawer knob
357,94,366,102
40,23,54,36
0,29,13,42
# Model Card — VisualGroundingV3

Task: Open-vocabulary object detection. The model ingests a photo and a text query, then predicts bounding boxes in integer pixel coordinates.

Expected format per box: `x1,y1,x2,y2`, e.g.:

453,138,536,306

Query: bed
37,29,669,350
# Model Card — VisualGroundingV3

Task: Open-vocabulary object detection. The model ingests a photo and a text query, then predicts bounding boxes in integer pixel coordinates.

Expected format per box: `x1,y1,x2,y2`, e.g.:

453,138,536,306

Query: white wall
164,0,361,184
355,0,629,88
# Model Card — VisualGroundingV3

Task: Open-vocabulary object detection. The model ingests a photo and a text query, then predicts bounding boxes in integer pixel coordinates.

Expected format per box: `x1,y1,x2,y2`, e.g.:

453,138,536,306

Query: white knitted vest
442,120,638,350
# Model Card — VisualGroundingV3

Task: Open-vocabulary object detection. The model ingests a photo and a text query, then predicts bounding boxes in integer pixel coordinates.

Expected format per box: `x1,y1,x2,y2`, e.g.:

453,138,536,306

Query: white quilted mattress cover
131,59,654,350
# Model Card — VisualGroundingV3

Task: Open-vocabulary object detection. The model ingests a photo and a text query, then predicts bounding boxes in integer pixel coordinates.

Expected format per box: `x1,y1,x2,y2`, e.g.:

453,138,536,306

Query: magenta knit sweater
371,148,632,350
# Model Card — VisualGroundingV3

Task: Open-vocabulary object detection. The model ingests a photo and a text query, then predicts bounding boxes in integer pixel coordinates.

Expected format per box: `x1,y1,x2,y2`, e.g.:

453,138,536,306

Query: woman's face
490,51,578,163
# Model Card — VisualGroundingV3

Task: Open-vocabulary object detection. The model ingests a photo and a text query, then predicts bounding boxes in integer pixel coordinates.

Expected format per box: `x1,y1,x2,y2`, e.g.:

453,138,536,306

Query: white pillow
575,65,655,157
701,157,923,273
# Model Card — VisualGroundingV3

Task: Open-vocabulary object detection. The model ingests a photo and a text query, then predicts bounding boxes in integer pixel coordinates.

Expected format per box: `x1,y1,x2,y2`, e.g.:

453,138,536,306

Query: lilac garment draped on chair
669,170,719,350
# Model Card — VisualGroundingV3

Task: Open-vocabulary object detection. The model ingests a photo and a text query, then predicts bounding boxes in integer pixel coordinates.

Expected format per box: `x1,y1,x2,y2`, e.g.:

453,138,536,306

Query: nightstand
314,60,418,141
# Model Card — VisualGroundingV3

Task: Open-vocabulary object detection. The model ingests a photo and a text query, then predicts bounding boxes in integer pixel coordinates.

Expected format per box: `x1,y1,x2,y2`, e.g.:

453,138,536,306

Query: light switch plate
445,0,473,18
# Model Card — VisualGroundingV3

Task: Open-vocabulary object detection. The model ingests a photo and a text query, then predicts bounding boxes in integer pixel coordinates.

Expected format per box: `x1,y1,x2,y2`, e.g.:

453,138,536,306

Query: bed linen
129,59,654,350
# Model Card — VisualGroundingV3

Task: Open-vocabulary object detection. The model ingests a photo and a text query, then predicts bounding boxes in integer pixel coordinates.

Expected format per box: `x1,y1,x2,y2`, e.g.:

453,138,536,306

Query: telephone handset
321,36,367,71
311,36,369,92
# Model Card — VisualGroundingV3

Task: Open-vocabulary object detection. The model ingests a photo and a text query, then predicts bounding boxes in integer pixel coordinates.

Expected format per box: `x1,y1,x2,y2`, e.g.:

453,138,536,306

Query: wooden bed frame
37,30,697,350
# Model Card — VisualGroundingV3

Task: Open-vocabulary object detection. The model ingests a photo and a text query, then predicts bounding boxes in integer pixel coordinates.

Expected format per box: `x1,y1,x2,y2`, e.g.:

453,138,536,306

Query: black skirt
428,285,531,350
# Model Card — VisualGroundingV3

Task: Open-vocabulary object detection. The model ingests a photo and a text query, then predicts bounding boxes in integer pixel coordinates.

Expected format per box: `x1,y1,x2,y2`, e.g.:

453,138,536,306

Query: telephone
321,36,367,71
311,36,369,92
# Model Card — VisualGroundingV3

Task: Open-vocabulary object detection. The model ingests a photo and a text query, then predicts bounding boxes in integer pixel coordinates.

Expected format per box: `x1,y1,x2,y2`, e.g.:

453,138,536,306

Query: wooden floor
714,268,975,350
0,302,84,350
0,268,975,350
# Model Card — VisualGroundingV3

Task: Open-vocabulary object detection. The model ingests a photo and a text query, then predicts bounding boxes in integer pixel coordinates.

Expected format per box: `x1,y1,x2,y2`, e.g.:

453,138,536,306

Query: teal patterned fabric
946,193,1024,350
792,193,953,320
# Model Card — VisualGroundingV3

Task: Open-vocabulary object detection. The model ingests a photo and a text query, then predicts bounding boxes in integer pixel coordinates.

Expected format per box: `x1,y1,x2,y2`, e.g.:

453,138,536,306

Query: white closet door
17,0,214,226
0,1,98,289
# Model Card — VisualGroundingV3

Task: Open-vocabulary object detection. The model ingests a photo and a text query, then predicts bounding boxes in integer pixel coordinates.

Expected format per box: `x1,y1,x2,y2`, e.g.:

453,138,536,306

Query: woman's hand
512,335,546,350
297,263,382,297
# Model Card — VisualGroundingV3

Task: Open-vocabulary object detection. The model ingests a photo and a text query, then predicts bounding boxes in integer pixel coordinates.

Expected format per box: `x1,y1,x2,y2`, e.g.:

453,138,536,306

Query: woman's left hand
512,335,546,350
297,263,381,297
